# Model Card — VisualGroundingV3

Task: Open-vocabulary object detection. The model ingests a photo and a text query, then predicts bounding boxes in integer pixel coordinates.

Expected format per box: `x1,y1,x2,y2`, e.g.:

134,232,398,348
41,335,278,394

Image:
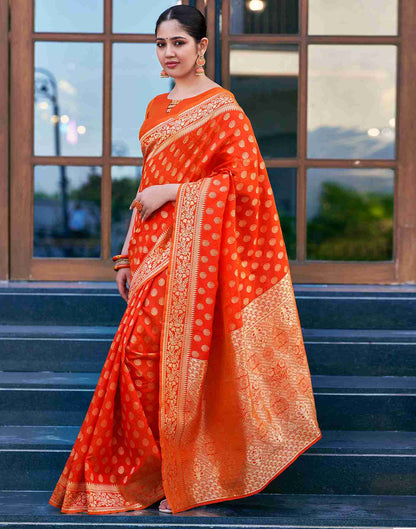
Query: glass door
10,0,206,280
10,0,416,283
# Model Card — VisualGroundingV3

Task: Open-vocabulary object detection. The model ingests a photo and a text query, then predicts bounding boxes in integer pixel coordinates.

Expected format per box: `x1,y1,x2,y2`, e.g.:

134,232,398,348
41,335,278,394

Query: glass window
268,168,297,260
113,0,174,34
306,168,394,261
34,0,104,33
34,42,103,156
112,43,166,158
308,0,398,36
230,0,298,34
307,45,397,160
34,166,101,258
111,166,142,256
230,43,298,158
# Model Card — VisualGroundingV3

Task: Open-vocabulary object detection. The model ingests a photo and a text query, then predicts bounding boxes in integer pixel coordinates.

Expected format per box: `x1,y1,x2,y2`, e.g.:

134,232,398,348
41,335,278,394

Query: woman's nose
165,43,176,56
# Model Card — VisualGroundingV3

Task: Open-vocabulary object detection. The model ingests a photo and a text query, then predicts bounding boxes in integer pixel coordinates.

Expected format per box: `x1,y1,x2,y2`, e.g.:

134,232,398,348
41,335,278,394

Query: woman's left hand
129,185,171,222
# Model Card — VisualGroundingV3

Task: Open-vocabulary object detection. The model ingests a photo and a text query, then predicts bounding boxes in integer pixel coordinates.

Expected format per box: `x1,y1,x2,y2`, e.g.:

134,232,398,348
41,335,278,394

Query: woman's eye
156,41,184,47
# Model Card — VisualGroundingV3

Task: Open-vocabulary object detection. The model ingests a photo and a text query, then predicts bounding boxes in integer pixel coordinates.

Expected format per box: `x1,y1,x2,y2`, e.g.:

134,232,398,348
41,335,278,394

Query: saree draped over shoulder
49,86,322,515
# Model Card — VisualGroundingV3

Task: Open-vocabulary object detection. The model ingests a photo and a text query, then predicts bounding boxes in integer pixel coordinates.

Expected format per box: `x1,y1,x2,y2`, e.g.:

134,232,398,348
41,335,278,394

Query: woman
48,5,322,516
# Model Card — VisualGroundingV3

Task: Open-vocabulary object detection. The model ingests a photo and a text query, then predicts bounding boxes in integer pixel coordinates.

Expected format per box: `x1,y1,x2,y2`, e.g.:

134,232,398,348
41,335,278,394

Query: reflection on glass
112,43,164,157
309,0,398,36
34,166,101,258
306,168,394,261
268,168,297,260
34,0,103,33
34,42,103,156
113,0,173,33
230,43,298,158
111,166,142,256
307,45,396,159
230,0,298,34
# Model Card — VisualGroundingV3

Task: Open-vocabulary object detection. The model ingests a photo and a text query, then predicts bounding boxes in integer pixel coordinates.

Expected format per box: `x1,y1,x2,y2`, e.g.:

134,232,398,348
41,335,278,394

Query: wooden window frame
221,0,416,283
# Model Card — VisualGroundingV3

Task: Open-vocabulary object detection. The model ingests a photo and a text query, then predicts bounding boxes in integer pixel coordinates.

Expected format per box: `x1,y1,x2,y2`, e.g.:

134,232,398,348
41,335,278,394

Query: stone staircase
0,281,415,528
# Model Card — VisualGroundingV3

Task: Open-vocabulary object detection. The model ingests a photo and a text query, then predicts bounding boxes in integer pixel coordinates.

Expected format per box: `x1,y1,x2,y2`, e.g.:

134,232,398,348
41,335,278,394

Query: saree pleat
49,86,322,515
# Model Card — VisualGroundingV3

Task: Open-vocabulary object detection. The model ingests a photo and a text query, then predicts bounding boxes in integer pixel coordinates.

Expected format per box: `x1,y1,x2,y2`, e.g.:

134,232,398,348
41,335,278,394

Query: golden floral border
127,224,173,303
49,470,164,514
140,92,239,161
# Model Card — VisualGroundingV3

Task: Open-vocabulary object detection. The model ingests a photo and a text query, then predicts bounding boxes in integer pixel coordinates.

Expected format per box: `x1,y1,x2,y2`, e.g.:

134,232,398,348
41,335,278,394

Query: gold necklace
166,98,182,113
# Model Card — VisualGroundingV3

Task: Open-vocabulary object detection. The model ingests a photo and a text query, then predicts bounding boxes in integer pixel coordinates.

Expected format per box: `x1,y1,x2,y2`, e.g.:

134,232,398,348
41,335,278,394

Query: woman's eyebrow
155,36,188,41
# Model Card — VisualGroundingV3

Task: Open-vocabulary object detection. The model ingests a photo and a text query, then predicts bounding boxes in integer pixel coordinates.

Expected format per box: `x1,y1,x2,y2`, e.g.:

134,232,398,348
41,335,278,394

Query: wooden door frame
8,0,416,282
221,0,416,284
0,0,9,280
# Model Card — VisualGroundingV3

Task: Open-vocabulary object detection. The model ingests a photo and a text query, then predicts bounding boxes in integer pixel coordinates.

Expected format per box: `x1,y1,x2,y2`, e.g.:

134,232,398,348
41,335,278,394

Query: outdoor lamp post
34,67,70,239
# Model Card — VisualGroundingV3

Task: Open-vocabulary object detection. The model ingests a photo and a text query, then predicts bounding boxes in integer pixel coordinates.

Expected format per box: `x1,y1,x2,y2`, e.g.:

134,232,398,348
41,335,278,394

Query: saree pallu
49,86,322,515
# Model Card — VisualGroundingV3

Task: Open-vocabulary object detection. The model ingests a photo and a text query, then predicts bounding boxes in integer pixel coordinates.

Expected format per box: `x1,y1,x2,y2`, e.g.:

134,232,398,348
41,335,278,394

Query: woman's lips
166,62,179,68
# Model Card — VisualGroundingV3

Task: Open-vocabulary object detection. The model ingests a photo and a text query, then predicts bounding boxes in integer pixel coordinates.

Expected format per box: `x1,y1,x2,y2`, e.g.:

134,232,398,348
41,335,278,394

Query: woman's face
156,19,207,79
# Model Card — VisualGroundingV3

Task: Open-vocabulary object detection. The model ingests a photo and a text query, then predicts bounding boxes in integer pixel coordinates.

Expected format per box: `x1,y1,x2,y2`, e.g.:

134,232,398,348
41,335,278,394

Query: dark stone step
1,284,416,329
0,288,125,327
0,325,115,372
304,328,416,376
0,490,415,527
1,426,415,454
0,373,415,430
296,292,416,330
2,326,416,376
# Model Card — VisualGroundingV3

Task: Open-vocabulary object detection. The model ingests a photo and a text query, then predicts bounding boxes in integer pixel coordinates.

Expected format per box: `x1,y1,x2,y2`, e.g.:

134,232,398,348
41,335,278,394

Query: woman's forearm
165,183,181,201
121,208,137,255
120,183,180,255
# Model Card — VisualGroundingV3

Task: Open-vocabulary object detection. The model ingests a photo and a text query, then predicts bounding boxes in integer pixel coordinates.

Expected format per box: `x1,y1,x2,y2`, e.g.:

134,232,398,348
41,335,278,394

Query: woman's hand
129,184,171,222
115,267,130,303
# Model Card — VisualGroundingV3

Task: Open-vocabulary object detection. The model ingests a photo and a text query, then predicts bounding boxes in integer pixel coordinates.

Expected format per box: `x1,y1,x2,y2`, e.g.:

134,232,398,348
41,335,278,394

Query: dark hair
155,5,207,43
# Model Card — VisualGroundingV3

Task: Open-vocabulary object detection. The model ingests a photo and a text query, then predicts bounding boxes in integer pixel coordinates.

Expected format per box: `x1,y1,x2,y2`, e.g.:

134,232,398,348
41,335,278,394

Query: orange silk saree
49,85,322,515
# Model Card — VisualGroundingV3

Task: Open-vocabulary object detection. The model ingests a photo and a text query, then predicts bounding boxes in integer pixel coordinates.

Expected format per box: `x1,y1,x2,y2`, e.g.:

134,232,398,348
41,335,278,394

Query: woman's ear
198,37,208,55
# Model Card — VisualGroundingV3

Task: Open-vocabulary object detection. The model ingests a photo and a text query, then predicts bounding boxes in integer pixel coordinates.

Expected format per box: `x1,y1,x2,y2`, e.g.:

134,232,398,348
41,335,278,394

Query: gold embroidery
49,471,165,514
128,225,173,303
158,175,321,513
175,270,321,509
140,93,238,160
150,103,242,163
160,178,209,439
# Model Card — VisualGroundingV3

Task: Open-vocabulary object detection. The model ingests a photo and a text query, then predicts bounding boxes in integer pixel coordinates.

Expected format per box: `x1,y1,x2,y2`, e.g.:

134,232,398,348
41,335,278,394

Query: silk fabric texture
49,86,322,515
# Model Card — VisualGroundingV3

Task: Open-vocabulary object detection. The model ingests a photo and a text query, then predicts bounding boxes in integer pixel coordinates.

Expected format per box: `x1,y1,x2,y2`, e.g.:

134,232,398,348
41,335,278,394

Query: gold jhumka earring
160,68,169,78
195,54,205,76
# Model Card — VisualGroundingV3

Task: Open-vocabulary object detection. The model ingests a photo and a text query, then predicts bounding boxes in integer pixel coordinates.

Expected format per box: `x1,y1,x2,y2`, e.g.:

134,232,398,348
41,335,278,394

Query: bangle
113,253,130,272
114,262,130,272
112,253,128,262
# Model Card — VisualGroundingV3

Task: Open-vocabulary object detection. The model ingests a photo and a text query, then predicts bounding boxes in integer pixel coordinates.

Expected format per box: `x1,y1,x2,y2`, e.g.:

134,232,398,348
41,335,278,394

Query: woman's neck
168,75,218,99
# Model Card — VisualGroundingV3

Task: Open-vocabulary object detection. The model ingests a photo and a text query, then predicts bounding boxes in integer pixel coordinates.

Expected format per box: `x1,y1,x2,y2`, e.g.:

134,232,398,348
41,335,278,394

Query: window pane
306,168,394,261
111,166,142,256
34,42,103,156
309,0,398,36
113,0,174,34
307,45,396,159
34,166,101,258
268,168,297,260
230,43,298,158
230,0,298,34
112,43,163,158
34,0,103,33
